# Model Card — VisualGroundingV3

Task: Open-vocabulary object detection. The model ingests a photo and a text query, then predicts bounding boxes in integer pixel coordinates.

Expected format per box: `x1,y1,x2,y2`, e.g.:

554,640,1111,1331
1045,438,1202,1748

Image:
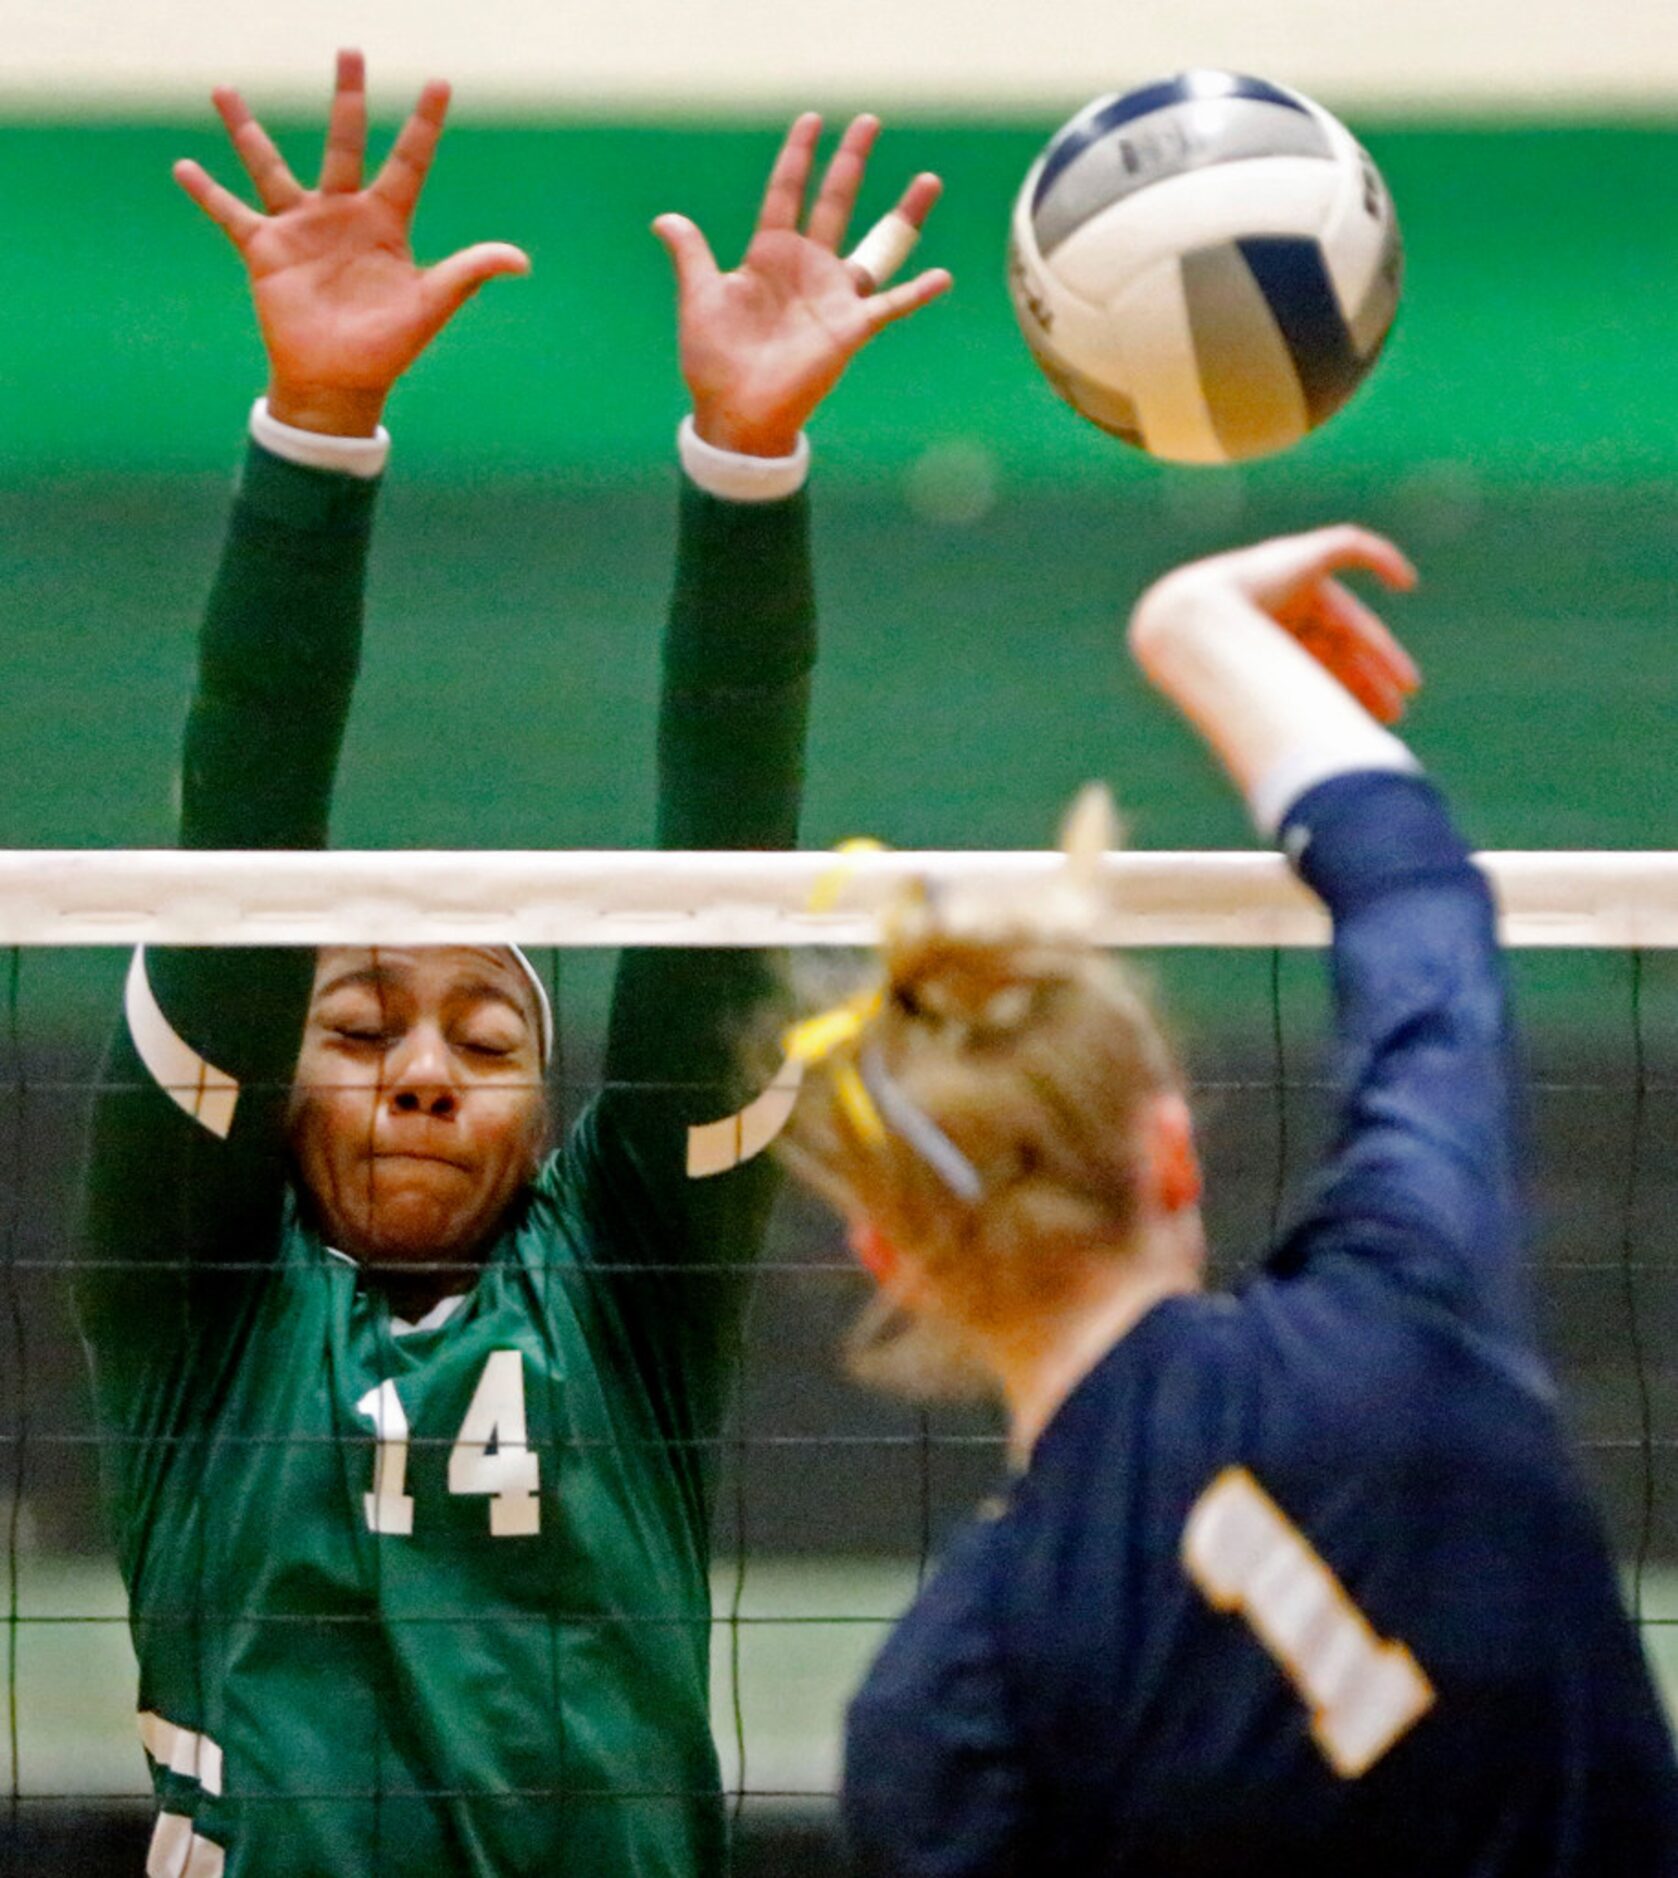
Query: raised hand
1132,526,1421,725
653,114,952,458
174,49,530,437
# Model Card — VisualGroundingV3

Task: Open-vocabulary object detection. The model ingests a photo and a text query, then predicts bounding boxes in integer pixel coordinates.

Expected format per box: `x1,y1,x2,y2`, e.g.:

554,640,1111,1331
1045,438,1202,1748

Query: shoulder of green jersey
124,946,239,1140
390,1294,469,1337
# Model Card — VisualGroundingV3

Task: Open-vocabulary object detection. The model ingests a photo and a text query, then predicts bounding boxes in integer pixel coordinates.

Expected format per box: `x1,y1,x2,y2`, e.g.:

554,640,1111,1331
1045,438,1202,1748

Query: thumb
423,241,532,323
652,214,719,299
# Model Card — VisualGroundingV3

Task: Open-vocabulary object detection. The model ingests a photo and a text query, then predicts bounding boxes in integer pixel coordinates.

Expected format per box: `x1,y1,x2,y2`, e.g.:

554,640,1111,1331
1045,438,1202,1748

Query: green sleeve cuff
234,438,383,539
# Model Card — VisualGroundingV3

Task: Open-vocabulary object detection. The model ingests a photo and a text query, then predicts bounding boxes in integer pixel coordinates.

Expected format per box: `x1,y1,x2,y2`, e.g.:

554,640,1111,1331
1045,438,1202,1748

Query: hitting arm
1128,526,1526,1340
1271,770,1526,1339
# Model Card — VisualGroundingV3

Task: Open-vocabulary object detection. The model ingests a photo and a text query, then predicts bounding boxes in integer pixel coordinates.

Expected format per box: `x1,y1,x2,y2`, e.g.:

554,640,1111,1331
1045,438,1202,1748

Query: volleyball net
2,847,1676,1868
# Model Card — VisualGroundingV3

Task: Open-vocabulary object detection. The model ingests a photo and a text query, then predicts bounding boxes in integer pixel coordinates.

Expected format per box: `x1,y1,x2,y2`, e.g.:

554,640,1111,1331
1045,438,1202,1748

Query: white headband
507,945,556,1067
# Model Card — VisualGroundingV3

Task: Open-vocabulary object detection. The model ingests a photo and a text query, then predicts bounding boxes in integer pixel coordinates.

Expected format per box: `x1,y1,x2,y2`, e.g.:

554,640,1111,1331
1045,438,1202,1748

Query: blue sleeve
842,1532,1029,1878
1266,769,1531,1348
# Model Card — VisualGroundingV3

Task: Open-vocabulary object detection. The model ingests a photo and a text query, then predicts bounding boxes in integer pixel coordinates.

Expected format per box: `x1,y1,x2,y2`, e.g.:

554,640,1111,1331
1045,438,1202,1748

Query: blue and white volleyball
1008,72,1402,465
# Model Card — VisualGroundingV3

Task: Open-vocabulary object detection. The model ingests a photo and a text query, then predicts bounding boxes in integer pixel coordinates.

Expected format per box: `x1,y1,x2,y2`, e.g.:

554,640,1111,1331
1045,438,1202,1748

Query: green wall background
2,120,1677,483
2,119,1677,1043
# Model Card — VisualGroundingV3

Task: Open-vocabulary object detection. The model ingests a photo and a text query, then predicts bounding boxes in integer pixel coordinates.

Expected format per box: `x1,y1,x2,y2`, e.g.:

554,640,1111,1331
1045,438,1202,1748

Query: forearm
599,459,815,1211
1280,771,1526,1328
578,458,817,1464
155,422,381,1140
181,421,381,850
1288,768,1479,923
654,474,815,852
607,477,812,1103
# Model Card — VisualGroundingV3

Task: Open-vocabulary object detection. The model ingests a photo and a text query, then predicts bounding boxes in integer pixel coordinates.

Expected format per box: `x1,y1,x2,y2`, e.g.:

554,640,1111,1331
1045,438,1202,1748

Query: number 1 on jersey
1183,1466,1434,1778
355,1379,415,1536
356,1350,540,1539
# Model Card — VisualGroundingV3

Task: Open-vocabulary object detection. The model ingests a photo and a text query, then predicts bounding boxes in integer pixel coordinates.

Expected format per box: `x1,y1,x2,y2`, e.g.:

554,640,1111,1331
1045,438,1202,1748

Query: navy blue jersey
843,770,1678,1877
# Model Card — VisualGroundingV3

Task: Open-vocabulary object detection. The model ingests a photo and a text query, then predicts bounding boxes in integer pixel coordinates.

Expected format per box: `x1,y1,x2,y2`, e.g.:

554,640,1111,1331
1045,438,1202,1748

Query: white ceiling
2,0,1675,115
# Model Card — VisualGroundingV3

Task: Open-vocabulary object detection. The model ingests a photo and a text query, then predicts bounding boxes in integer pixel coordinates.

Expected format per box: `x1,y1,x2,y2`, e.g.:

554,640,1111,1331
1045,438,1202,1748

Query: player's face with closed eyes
290,946,547,1274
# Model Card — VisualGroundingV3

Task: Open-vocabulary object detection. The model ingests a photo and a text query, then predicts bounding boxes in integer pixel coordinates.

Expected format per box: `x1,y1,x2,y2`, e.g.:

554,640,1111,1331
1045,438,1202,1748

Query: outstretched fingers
756,113,822,235
172,157,263,248
211,87,304,212
894,170,944,233
319,48,368,194
371,79,452,221
805,114,880,251
1297,524,1418,594
863,266,954,332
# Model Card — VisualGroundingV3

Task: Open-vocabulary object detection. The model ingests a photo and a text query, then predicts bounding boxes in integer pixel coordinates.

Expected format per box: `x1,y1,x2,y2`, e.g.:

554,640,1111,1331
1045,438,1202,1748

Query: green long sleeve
651,478,816,850
606,477,813,1098
576,477,816,1477
79,442,376,1402
606,478,814,1103
181,445,373,852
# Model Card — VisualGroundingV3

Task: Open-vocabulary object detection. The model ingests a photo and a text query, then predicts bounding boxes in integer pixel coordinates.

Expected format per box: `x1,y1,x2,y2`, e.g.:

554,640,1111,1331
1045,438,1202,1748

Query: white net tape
1,849,1677,947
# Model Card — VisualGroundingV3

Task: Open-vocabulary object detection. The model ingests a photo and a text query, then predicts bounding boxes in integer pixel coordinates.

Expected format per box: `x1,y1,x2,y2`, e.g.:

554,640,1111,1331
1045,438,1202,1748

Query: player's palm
240,197,453,392
1257,531,1420,724
656,113,950,458
680,233,875,434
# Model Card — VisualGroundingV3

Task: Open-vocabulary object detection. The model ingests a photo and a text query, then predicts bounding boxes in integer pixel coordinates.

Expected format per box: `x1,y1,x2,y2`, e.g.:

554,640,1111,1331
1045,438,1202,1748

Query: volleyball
1008,71,1403,465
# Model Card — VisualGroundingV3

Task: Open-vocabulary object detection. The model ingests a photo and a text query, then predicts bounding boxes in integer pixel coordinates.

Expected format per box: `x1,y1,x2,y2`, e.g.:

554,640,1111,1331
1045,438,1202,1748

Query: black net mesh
0,939,1674,1873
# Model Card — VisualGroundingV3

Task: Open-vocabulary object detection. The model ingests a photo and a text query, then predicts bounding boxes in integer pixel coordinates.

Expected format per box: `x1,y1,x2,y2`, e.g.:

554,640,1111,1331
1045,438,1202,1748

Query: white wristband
678,416,810,503
1250,739,1420,842
249,398,390,480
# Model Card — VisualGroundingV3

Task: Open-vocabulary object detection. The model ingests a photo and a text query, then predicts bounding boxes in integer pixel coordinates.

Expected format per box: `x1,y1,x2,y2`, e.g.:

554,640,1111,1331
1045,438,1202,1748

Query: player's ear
523,1089,551,1179
848,1217,900,1287
1142,1092,1202,1218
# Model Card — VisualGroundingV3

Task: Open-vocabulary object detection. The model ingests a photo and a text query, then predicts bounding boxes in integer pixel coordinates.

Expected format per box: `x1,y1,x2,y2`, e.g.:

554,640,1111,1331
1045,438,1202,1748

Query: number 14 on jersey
356,1349,541,1538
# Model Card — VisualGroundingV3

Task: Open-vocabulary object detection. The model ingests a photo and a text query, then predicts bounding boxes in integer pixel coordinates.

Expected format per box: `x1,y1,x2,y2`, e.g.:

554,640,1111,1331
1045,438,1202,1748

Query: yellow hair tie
782,983,884,1065
833,1059,888,1145
785,839,898,1147
806,835,890,915
782,980,888,1146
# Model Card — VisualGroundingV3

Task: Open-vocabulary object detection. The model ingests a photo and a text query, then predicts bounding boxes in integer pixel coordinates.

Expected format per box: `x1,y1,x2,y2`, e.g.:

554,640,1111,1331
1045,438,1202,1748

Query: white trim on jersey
139,1711,224,1796
686,1055,803,1177
391,1293,468,1337
145,1812,226,1878
677,415,810,504
249,396,390,480
125,947,239,1140
140,1713,228,1878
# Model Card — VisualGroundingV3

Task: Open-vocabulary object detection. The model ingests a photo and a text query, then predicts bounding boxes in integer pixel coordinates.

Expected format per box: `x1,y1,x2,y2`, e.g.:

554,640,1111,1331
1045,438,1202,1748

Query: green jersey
77,441,815,1877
